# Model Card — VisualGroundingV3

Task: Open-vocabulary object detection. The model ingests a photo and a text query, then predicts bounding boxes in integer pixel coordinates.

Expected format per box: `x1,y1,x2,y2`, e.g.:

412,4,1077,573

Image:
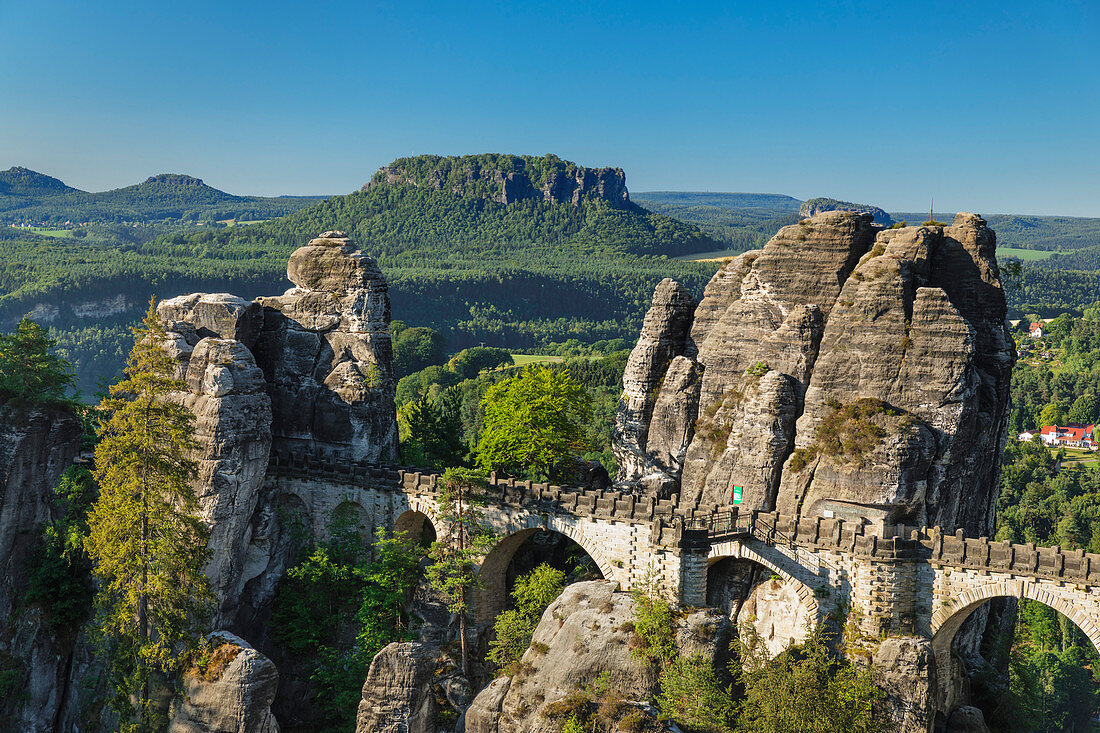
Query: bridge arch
707,540,823,622
474,516,619,624
393,509,437,548
931,579,1100,664
706,540,824,658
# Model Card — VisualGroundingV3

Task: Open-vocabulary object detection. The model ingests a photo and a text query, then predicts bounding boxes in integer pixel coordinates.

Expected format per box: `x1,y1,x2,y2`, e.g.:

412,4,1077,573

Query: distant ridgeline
0,154,720,395
0,167,328,224
2,155,1099,396
798,197,894,226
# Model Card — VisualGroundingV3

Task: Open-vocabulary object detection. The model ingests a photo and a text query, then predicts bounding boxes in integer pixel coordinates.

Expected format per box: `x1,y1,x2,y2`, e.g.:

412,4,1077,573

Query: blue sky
1,0,1097,215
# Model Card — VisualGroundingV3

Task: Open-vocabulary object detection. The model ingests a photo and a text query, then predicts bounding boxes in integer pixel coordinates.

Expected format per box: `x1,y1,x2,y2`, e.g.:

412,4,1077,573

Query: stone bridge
267,449,1100,706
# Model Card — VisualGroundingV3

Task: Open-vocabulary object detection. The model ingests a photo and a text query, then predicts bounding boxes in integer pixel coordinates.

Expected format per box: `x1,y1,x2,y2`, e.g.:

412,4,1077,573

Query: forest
1,155,1099,399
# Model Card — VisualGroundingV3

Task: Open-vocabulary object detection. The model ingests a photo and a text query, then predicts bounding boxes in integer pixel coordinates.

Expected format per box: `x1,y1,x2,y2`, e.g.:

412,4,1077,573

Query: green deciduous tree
273,512,422,733
25,465,97,633
1039,402,1064,427
392,325,447,378
488,563,565,669
84,300,212,732
0,316,75,404
474,366,591,481
426,467,496,678
734,627,886,733
657,654,736,733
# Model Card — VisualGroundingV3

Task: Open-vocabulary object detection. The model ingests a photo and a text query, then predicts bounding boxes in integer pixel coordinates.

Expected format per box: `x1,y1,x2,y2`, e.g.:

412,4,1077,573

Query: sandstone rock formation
614,212,1013,536
365,156,630,207
162,330,273,627
253,231,397,462
355,642,438,733
465,581,728,733
613,279,697,494
0,404,84,732
168,632,280,733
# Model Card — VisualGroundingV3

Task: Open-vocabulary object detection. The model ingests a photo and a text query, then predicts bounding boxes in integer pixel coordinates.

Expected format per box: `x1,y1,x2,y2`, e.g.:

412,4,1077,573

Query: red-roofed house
1039,424,1097,450
1028,322,1044,339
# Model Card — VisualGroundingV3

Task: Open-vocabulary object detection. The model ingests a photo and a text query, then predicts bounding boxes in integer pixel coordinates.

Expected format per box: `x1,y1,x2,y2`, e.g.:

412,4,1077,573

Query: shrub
630,588,676,666
657,655,735,733
788,398,906,472
489,564,566,670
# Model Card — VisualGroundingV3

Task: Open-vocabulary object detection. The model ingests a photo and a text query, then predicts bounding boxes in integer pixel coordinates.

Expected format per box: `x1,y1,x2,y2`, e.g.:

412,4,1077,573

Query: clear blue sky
2,0,1097,215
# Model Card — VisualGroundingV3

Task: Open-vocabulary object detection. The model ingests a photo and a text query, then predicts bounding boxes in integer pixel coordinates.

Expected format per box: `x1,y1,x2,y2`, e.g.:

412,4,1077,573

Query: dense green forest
0,156,719,395
982,311,1100,731
0,167,327,224
2,158,1099,397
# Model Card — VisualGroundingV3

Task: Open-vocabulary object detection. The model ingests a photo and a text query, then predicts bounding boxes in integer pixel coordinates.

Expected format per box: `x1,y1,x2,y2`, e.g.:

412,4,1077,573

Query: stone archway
330,500,373,553
393,509,437,548
931,580,1100,670
474,520,617,624
707,541,823,659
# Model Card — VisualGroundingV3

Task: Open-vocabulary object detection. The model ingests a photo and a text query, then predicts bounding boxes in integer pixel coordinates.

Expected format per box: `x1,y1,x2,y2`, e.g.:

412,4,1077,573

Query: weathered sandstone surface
465,580,727,733
254,231,397,463
168,632,280,733
355,642,439,733
614,211,1013,536
0,404,85,732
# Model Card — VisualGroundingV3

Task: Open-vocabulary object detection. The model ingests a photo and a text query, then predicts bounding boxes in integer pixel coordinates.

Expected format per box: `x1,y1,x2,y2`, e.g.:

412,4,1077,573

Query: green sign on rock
732,485,743,504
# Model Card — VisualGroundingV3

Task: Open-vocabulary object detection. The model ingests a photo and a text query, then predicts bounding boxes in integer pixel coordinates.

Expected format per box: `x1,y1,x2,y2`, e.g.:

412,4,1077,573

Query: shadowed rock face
612,279,697,493
614,211,1013,535
253,231,397,463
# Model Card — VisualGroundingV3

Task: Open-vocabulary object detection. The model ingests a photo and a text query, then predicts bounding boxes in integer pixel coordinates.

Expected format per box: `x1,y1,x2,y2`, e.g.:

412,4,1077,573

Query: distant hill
0,167,330,224
0,154,720,394
633,191,802,213
0,166,79,197
890,212,1100,255
800,197,894,226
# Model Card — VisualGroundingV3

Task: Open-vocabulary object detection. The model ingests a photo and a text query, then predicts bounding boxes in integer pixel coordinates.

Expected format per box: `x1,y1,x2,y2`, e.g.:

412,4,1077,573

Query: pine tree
426,467,496,678
84,299,212,732
0,316,75,404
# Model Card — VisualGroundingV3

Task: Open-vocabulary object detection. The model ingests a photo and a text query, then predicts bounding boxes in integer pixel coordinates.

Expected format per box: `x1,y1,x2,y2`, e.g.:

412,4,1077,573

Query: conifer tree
0,316,75,404
84,299,212,732
426,467,496,678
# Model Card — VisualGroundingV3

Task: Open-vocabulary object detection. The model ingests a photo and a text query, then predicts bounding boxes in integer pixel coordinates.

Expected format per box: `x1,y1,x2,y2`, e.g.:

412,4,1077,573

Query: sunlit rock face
614,212,1013,535
253,231,398,463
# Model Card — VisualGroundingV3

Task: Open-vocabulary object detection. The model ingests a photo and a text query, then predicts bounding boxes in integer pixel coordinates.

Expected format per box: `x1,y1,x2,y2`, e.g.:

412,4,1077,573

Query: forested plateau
2,154,1100,398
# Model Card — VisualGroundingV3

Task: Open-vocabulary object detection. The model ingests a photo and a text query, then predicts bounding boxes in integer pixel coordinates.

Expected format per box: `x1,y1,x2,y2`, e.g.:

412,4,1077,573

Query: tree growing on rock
475,366,591,481
489,563,565,670
0,316,75,405
84,300,212,732
734,626,886,733
426,467,497,678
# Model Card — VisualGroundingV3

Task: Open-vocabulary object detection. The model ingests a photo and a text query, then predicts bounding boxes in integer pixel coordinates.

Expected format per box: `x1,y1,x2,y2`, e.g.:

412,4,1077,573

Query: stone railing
267,449,1100,583
267,448,689,547
923,528,1100,584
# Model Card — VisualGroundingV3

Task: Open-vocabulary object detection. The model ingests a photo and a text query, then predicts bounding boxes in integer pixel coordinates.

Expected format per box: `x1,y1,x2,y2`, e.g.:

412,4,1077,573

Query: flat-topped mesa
363,154,631,207
253,231,397,463
613,211,1013,537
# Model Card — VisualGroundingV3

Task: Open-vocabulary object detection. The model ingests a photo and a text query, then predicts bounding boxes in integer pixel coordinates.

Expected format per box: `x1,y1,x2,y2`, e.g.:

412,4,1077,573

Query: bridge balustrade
266,447,1100,586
